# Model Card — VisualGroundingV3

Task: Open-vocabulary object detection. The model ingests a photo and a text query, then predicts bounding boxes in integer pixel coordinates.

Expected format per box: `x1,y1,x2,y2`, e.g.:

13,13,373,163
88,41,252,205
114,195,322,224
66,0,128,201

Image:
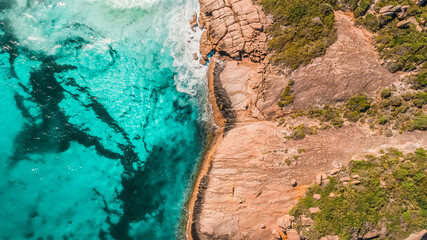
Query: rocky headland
186,0,427,239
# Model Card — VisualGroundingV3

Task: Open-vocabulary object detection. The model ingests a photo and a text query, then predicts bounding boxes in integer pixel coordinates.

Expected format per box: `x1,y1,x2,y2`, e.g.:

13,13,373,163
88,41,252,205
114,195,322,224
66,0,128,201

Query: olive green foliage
346,94,371,112
343,0,374,17
260,0,337,69
278,80,295,107
410,114,427,130
414,70,427,89
302,89,426,133
367,89,427,132
307,105,344,128
344,94,371,122
290,124,317,140
380,88,392,99
290,149,427,240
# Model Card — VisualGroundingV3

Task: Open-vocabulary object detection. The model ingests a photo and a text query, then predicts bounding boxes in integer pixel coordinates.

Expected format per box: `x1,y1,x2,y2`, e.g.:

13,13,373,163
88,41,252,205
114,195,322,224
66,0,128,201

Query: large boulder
405,230,427,240
277,214,292,230
379,5,396,16
397,20,410,28
397,5,410,20
287,229,301,240
301,216,315,226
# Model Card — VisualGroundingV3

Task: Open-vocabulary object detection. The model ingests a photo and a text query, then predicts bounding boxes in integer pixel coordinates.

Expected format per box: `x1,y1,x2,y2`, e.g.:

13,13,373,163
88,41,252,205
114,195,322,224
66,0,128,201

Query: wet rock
190,12,198,28
199,59,207,65
193,53,198,60
397,20,410,28
291,179,297,187
313,194,321,200
287,229,301,240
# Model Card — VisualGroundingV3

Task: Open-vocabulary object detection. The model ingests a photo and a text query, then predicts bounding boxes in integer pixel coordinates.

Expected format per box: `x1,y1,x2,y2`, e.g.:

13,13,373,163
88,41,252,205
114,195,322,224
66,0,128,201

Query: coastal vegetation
278,80,295,107
290,149,427,240
260,0,337,69
353,0,427,80
298,84,427,136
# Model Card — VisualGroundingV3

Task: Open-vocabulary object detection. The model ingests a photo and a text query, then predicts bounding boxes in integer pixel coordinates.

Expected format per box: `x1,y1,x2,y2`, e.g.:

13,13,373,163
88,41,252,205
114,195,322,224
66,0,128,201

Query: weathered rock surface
198,0,268,61
321,236,340,240
287,229,301,240
380,5,402,16
190,3,427,240
258,11,395,111
405,230,427,240
194,121,427,239
397,20,411,28
219,59,262,113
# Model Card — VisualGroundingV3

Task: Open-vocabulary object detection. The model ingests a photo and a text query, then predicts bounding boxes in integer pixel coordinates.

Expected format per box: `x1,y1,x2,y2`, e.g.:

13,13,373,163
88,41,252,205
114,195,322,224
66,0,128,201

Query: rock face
405,230,427,240
397,20,411,28
219,59,262,112
193,119,427,239
198,0,268,61
258,11,395,111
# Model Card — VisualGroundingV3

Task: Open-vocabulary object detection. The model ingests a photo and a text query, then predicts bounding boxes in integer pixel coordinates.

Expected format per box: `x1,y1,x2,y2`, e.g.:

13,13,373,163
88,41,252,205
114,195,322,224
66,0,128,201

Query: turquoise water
0,0,208,239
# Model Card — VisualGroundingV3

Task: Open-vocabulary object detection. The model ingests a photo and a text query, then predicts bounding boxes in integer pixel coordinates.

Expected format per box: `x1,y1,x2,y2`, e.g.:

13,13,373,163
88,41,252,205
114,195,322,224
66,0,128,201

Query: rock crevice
198,0,268,62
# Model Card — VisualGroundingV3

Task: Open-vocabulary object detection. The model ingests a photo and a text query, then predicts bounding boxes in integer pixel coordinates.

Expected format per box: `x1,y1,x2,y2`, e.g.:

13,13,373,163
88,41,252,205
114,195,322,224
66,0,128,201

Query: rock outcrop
188,2,427,240
198,0,268,61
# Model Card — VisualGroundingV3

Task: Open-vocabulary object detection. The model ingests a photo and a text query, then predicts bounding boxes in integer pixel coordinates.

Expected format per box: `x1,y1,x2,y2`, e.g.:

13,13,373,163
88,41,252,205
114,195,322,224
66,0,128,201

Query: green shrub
278,81,296,107
260,0,338,69
380,88,392,99
344,110,362,122
291,124,316,140
389,97,402,107
290,149,427,240
414,70,427,89
378,115,388,125
412,114,427,130
346,94,371,112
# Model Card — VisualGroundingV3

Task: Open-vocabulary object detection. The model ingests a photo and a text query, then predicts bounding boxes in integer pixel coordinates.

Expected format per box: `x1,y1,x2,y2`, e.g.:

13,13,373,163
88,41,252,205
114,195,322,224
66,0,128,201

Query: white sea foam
164,0,214,127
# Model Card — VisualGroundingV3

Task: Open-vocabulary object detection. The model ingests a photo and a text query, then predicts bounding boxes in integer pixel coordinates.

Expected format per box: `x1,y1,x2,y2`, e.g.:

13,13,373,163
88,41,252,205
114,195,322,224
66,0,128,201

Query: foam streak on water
0,0,207,239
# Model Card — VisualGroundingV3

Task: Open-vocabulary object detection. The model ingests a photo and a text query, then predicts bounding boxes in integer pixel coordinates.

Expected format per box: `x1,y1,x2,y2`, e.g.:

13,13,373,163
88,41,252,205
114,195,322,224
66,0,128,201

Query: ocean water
0,0,208,239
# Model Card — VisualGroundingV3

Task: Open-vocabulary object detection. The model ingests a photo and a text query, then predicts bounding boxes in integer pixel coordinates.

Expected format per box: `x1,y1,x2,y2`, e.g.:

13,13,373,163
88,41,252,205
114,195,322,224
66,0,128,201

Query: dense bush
278,80,295,107
260,0,338,69
346,94,371,112
290,149,427,240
